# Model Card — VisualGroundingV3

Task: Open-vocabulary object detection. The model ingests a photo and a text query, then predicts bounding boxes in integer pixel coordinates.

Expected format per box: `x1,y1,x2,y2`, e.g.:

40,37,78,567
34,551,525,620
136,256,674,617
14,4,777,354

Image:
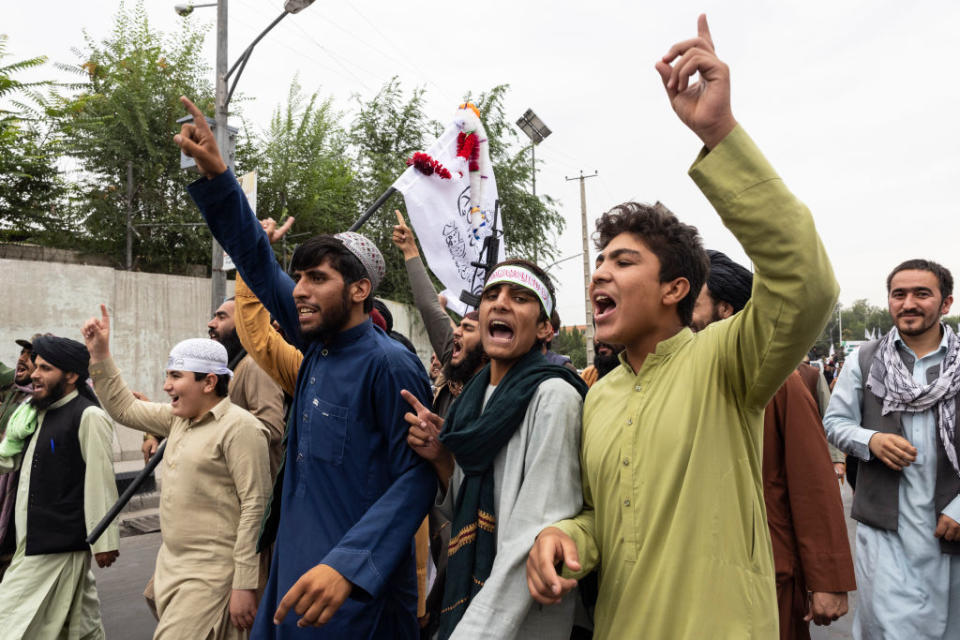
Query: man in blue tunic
175,97,436,639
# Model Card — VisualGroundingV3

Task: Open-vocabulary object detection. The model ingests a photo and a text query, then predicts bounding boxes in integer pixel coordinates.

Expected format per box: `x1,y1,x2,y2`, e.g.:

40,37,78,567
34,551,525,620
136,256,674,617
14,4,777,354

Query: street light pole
209,0,230,315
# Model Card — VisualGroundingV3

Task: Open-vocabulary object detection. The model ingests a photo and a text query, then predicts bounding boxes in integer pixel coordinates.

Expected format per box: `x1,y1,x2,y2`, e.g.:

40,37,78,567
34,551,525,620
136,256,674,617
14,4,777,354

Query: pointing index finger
400,389,426,414
697,14,713,48
100,303,110,326
179,96,211,134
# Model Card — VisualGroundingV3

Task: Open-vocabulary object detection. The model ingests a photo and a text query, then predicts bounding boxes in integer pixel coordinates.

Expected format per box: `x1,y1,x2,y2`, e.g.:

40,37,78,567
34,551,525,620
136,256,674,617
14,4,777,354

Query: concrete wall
0,257,433,473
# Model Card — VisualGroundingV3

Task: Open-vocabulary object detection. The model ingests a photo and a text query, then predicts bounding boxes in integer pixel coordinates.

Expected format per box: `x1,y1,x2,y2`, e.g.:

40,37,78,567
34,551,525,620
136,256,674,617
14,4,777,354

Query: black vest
25,394,94,555
851,340,960,554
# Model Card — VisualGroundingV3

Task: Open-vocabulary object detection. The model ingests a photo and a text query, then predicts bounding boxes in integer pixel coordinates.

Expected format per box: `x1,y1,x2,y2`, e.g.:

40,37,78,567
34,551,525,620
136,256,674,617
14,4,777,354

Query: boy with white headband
83,305,272,639
403,258,589,639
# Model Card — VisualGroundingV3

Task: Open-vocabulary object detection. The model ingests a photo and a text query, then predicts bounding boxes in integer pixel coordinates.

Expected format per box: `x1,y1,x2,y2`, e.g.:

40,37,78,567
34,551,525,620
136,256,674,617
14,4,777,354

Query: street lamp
174,3,216,17
515,108,552,196
176,0,317,314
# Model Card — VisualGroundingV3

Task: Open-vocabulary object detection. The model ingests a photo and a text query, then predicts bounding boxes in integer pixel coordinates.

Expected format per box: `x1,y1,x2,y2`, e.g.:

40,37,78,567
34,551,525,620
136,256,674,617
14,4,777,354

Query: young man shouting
404,259,588,639
175,98,435,638
526,15,838,639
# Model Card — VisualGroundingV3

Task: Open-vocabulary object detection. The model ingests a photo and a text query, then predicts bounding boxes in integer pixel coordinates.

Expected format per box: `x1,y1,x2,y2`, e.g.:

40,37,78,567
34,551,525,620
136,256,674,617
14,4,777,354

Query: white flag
864,328,871,340
393,124,502,317
829,344,835,358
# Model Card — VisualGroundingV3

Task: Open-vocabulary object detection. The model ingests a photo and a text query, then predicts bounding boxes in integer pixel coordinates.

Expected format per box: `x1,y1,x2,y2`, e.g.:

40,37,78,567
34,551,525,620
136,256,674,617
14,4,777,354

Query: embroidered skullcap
334,231,385,291
706,250,753,313
166,338,233,379
32,336,90,380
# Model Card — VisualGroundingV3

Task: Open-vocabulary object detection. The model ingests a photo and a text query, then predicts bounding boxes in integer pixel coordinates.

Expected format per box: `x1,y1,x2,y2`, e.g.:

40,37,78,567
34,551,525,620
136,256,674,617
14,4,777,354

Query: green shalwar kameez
553,126,839,639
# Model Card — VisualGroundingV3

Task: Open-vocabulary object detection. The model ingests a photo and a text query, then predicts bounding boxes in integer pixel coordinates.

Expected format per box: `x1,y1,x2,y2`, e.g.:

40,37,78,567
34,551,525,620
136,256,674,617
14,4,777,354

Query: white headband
484,265,554,315
166,338,234,379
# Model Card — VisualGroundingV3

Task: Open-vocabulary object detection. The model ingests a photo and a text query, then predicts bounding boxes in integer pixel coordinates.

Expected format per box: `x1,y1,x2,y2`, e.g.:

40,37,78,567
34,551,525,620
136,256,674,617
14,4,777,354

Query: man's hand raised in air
654,14,738,150
173,96,228,180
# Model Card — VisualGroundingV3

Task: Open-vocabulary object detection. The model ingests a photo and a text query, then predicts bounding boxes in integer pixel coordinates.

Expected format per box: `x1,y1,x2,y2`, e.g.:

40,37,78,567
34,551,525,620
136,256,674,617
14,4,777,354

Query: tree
0,35,68,240
467,85,565,265
248,78,359,260
50,0,216,273
553,326,587,370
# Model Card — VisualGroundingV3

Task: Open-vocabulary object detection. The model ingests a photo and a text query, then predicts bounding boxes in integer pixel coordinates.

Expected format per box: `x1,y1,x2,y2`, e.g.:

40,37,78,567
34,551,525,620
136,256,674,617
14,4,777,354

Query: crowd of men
0,14,956,640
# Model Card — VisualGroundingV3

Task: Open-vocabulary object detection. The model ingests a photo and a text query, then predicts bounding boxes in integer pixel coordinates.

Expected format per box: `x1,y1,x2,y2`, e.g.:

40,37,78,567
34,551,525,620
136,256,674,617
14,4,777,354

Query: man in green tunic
526,15,838,639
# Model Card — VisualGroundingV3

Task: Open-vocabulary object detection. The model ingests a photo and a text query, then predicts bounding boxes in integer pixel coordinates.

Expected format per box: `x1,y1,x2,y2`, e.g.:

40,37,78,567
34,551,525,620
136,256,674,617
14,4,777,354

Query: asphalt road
95,485,860,639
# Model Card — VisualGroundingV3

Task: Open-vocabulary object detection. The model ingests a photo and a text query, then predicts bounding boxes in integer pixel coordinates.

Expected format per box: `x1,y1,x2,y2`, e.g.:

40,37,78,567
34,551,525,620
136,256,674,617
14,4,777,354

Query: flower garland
406,152,452,179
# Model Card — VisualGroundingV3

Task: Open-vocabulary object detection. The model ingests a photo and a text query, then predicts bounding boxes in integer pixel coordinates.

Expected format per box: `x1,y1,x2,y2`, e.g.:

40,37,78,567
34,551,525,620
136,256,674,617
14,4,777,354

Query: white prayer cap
166,338,233,379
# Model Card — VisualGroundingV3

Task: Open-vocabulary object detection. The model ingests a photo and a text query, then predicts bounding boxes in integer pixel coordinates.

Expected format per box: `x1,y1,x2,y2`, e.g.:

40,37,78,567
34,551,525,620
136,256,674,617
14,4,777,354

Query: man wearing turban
0,335,120,639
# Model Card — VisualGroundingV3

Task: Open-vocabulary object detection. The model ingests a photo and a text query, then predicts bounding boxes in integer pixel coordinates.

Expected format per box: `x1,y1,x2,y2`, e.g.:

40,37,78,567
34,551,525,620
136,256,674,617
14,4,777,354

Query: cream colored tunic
0,390,120,640
90,358,271,640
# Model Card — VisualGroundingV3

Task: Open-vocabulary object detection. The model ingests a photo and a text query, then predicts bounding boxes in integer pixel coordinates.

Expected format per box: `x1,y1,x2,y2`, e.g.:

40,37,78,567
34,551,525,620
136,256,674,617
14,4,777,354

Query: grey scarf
866,324,960,477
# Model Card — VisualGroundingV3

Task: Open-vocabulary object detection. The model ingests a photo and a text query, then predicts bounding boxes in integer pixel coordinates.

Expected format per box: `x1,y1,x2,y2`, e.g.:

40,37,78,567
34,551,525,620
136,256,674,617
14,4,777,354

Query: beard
301,287,353,344
594,349,621,378
211,328,244,364
896,311,941,337
443,342,486,385
31,377,68,410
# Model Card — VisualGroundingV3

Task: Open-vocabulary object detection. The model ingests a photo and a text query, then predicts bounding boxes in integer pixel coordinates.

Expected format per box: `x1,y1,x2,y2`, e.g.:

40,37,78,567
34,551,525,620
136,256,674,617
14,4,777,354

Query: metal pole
566,171,598,366
125,161,133,270
87,440,167,546
210,0,229,316
348,186,397,232
531,144,536,197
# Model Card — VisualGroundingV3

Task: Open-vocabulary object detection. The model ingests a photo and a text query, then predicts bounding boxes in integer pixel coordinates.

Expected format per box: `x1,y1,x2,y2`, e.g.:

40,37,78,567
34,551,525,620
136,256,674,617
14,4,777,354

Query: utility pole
210,0,229,315
531,144,536,196
566,170,599,366
125,161,134,270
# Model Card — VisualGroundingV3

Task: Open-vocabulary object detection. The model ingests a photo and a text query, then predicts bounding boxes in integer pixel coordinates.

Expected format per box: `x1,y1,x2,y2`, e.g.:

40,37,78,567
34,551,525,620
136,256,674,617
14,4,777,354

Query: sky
6,0,960,328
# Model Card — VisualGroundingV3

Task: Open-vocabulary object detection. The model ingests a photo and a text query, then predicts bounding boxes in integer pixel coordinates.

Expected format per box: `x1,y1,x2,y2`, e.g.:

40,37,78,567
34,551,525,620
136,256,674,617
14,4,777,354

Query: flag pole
348,187,398,232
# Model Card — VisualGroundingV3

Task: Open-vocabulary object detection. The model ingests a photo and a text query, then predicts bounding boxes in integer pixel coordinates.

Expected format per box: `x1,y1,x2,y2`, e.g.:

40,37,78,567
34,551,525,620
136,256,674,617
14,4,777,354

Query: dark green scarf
436,348,587,638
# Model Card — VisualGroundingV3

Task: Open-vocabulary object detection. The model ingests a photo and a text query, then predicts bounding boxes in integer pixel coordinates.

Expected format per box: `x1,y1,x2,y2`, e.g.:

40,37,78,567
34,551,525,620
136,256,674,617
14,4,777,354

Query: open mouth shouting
593,291,617,323
297,304,319,323
451,337,464,358
487,319,516,345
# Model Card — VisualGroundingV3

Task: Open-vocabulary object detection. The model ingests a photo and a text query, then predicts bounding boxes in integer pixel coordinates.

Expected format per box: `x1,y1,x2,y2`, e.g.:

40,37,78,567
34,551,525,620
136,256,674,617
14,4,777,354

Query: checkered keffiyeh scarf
866,324,960,477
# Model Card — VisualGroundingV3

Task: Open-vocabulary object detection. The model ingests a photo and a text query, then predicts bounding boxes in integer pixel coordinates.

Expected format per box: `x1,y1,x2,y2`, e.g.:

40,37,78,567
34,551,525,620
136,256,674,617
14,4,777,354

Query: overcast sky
7,0,960,327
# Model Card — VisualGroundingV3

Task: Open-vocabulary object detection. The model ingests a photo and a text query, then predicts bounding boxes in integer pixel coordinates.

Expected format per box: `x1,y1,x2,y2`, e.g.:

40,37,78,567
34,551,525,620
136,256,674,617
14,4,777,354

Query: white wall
1,257,432,471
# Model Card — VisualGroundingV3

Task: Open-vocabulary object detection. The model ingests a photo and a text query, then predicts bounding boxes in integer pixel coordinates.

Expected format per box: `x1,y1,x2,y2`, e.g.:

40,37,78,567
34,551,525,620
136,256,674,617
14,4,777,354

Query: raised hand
526,527,581,605
654,14,737,149
261,216,296,244
392,210,419,259
173,96,228,179
82,304,112,364
400,389,453,486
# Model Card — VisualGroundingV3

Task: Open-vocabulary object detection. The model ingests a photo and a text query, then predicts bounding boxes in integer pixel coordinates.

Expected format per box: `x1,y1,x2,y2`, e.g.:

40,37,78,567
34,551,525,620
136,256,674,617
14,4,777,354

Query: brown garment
763,372,856,640
230,354,286,478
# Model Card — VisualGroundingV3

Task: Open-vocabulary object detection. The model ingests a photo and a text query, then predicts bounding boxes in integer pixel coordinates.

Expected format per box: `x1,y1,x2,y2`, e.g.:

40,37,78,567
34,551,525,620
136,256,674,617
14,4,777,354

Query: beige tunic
90,358,271,640
0,390,119,640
